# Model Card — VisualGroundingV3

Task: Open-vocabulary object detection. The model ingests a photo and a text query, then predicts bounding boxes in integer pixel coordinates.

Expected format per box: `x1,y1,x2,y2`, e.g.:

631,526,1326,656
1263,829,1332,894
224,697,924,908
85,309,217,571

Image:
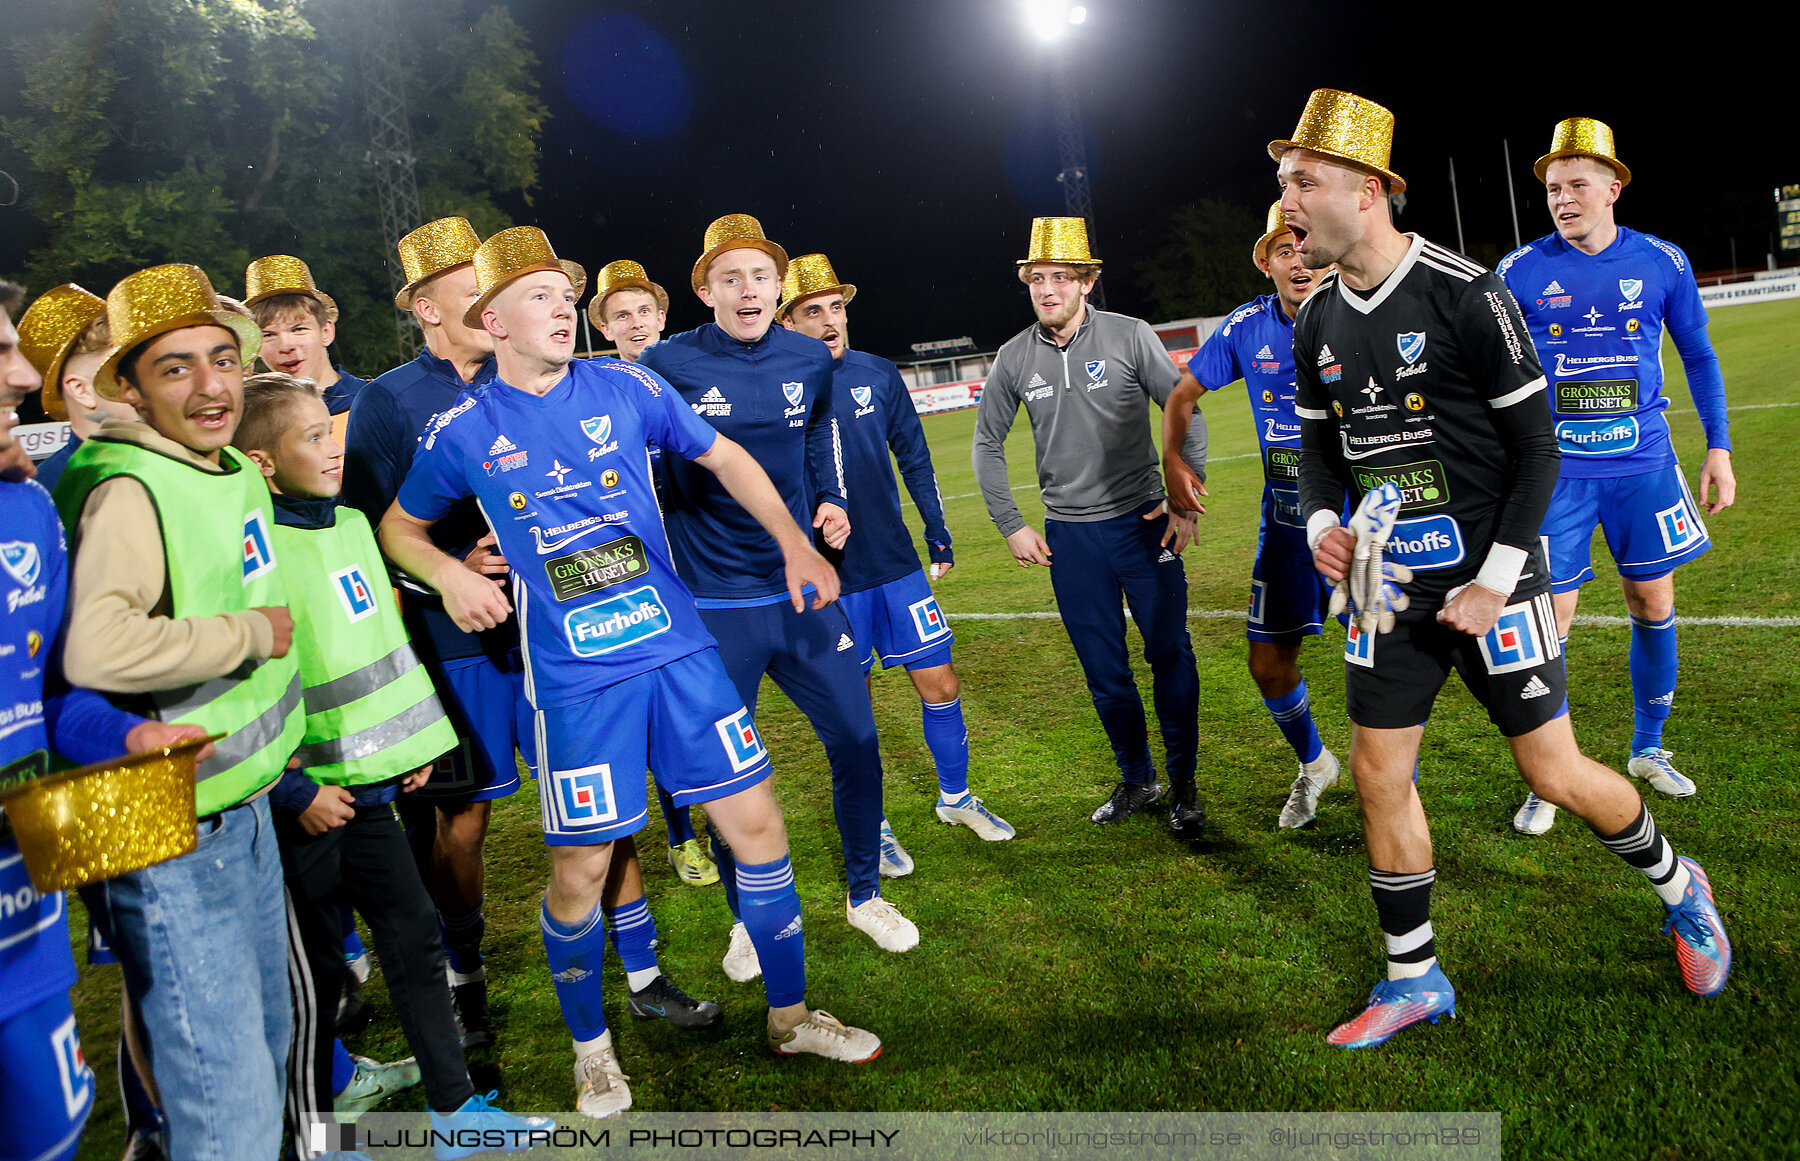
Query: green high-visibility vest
273,508,455,785
53,438,303,815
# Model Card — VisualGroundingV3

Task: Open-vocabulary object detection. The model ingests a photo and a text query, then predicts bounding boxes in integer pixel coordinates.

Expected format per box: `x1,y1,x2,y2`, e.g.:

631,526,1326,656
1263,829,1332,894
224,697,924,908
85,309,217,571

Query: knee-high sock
920,697,971,798
603,896,659,983
330,1039,355,1096
659,783,696,846
1263,679,1324,765
736,855,805,1009
1370,867,1436,980
1595,803,1690,905
541,900,608,1041
708,820,741,922
438,899,485,977
1630,613,1678,753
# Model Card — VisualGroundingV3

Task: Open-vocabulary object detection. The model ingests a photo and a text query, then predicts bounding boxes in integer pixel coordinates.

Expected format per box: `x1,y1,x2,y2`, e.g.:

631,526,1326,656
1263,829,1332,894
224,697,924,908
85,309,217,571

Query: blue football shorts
837,570,954,675
1543,465,1710,591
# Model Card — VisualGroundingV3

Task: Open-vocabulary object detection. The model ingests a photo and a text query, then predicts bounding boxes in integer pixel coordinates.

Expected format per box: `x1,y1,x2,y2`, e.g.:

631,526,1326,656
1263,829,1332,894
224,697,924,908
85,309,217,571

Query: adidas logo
773,915,803,941
700,387,726,402
1317,344,1335,366
1520,675,1552,700
1026,372,1049,389
836,633,855,652
488,434,516,455
1542,280,1565,295
1157,549,1177,563
1650,692,1674,707
1256,345,1273,359
551,966,593,983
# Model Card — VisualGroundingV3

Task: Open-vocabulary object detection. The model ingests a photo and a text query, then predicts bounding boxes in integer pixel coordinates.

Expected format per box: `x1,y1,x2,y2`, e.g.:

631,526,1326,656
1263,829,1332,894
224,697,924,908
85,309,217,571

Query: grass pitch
67,299,1800,1159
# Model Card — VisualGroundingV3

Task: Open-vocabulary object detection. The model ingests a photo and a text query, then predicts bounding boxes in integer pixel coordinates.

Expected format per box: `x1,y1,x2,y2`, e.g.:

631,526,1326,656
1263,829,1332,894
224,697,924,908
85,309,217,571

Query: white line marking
945,610,1799,628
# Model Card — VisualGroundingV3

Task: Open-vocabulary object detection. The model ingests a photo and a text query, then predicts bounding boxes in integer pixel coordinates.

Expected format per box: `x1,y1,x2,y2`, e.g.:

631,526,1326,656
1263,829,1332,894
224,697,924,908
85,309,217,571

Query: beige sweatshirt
61,416,277,693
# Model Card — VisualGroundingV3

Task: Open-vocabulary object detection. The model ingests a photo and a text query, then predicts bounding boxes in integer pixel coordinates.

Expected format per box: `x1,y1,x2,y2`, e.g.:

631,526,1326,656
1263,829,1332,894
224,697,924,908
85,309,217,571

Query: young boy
244,255,368,445
16,283,137,492
233,372,548,1148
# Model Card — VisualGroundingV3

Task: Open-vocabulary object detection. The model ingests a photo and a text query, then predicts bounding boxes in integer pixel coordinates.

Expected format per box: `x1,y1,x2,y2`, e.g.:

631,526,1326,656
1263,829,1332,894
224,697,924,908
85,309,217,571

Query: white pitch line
946,610,1800,628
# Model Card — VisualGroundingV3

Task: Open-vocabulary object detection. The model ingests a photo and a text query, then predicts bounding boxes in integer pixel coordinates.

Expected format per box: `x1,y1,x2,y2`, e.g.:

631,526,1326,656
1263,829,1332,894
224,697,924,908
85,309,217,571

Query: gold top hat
1534,117,1631,186
0,733,220,893
1018,217,1102,267
1253,202,1293,267
243,254,338,321
586,259,670,328
777,253,857,320
18,284,107,421
691,214,790,293
93,265,262,400
463,226,587,330
1268,88,1406,194
394,217,483,309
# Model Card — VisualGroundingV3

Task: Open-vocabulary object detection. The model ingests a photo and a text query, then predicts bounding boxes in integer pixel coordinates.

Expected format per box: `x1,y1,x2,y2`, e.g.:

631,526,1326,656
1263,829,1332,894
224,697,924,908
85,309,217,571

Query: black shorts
1343,590,1567,737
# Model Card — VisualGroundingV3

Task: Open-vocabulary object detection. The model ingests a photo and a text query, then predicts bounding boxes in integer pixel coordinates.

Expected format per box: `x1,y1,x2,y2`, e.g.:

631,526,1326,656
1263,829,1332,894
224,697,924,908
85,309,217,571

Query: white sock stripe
1645,845,1676,882
921,697,961,710
1369,868,1437,891
736,866,796,892
1384,921,1436,956
605,905,655,931
1630,612,1678,630
1602,815,1659,854
540,899,606,941
1269,701,1311,722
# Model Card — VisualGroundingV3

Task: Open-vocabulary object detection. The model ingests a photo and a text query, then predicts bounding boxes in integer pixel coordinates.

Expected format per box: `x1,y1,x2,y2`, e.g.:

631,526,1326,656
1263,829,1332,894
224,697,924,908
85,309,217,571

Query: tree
2,0,547,371
1135,199,1272,321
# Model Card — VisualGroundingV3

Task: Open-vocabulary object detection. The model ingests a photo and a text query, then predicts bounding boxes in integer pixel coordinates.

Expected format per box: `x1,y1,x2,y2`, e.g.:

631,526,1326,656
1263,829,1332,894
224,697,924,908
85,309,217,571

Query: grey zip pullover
973,307,1207,536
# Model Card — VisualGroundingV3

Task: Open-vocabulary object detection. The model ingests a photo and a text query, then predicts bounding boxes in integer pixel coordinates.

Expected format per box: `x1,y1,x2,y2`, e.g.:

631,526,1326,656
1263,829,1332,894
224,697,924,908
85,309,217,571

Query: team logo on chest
330,566,378,622
0,541,41,588
851,385,873,410
1085,360,1108,390
1619,278,1644,308
782,381,805,407
582,415,618,460
242,511,276,583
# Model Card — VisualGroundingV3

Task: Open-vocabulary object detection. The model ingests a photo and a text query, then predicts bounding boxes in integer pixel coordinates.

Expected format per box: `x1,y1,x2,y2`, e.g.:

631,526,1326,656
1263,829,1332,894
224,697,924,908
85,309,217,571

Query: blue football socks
1263,679,1325,765
736,855,806,1009
1629,613,1678,753
540,899,608,1041
920,697,971,798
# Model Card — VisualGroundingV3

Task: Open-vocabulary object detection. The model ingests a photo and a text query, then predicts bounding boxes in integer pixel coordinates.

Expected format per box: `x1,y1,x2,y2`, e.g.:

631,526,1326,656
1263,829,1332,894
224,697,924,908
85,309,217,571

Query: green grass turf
66,299,1800,1159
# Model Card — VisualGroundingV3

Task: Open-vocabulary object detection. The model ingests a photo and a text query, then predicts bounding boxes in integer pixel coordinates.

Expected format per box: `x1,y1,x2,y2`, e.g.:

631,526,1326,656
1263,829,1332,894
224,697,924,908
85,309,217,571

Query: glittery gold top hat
93,265,262,400
777,253,857,320
394,217,483,309
18,284,107,421
1253,202,1293,268
0,732,220,893
1017,217,1102,267
243,254,338,321
691,214,790,293
586,259,670,328
463,226,587,330
1533,117,1631,186
1268,88,1406,194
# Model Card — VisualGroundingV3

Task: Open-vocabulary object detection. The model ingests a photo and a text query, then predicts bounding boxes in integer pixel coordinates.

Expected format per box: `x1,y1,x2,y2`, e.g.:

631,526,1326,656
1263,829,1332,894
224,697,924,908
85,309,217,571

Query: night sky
5,0,1793,364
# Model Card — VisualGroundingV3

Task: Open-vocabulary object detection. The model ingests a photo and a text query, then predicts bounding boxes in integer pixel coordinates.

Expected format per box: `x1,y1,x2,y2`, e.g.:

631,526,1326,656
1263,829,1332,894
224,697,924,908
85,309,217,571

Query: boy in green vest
53,263,306,1161
234,371,550,1150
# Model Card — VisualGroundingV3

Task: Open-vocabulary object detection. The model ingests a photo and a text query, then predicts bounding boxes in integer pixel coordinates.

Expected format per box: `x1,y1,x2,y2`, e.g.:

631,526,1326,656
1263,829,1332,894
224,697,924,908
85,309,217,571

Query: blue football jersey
639,324,843,605
825,349,952,593
2,480,139,1024
1498,227,1711,478
398,358,721,708
1188,293,1306,526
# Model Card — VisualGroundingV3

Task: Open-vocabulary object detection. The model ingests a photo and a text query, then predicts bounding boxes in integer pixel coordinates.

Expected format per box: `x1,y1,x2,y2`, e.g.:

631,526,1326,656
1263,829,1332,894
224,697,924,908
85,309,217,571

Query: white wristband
1306,509,1342,552
1474,543,1529,597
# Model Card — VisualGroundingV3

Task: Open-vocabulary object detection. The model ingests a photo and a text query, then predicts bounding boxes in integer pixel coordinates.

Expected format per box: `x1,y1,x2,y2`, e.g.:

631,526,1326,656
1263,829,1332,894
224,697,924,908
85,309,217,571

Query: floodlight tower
1024,2,1103,305
361,0,423,356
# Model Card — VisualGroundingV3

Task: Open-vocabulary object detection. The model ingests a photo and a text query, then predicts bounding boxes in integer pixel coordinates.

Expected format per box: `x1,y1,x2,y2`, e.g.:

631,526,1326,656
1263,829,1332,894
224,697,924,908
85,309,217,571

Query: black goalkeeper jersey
1294,233,1561,608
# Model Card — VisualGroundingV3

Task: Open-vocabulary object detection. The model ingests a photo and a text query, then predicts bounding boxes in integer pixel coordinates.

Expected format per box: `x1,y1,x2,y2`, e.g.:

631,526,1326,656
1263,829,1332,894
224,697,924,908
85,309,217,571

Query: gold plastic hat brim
1253,227,1296,269
245,285,339,322
396,262,473,311
19,286,107,420
587,281,671,329
1533,150,1631,187
0,733,220,892
1268,140,1407,194
777,283,856,320
691,240,790,295
93,310,263,401
463,260,588,331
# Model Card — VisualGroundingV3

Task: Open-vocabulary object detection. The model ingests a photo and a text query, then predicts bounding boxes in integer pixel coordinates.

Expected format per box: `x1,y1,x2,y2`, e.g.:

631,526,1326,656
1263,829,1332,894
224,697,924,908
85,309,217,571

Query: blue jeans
80,795,291,1161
